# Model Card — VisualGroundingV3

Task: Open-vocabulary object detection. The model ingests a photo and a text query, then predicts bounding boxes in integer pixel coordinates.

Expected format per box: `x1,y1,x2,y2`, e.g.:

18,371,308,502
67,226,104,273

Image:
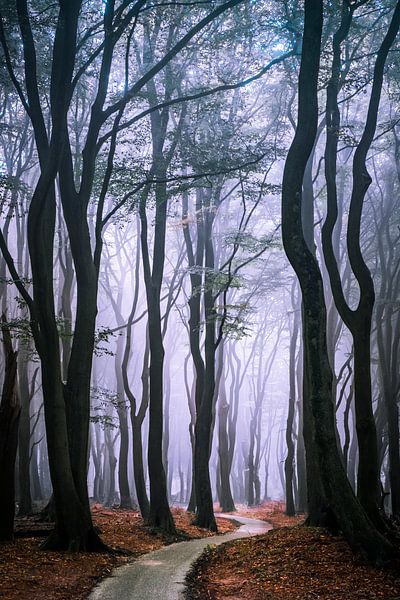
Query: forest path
87,514,272,600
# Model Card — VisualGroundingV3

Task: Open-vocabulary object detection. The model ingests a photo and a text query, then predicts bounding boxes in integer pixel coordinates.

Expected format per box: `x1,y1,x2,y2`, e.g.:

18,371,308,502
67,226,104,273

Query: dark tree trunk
134,335,151,519
119,217,149,519
163,354,172,501
114,338,131,509
182,184,218,528
385,397,400,518
182,188,205,515
58,239,74,381
321,0,400,529
146,291,175,532
281,0,393,563
140,171,175,533
375,225,400,517
295,392,307,512
183,352,196,513
0,319,20,540
117,402,131,509
347,402,358,492
132,415,150,520
2,0,105,551
352,333,381,521
194,357,217,529
17,341,32,516
300,140,328,524
342,379,354,475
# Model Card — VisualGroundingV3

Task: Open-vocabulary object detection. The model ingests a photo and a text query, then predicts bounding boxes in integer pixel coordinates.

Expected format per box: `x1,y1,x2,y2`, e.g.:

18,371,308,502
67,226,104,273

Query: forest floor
3,503,400,600
0,505,236,600
187,501,400,599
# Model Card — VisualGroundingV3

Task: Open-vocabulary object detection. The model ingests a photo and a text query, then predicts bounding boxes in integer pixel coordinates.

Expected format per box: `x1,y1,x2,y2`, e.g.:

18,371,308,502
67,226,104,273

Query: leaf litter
186,502,400,600
0,505,236,600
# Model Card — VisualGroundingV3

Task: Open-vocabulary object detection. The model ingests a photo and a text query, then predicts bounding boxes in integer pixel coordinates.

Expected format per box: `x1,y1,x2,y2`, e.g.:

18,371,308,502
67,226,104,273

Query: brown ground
187,502,400,600
0,506,236,600
219,500,304,528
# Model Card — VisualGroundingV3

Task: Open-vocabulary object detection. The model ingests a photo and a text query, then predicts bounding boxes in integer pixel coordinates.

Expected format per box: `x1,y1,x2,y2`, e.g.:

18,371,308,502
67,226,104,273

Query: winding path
88,514,272,600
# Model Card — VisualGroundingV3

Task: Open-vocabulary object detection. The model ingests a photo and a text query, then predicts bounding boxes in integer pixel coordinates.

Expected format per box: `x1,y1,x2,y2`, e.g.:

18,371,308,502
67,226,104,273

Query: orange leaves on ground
0,506,237,600
0,537,114,600
228,500,304,528
186,518,400,600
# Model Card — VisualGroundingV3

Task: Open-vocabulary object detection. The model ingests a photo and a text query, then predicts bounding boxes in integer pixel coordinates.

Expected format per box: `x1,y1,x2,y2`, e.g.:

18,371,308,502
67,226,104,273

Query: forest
0,0,399,598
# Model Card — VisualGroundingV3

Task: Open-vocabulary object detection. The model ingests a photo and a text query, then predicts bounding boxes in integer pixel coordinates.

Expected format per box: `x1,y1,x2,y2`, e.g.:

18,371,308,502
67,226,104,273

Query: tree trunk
105,430,117,507
194,193,217,532
321,0,400,529
17,340,32,515
132,415,150,520
281,0,393,564
163,354,171,501
295,394,307,512
0,319,20,540
285,297,299,516
114,338,131,509
376,285,400,517
140,169,175,533
247,413,256,506
218,394,235,512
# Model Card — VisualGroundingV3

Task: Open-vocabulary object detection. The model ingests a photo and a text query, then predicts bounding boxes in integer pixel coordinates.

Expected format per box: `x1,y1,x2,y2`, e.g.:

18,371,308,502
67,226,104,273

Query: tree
285,281,300,516
281,0,393,564
321,0,400,528
0,0,245,546
0,317,20,540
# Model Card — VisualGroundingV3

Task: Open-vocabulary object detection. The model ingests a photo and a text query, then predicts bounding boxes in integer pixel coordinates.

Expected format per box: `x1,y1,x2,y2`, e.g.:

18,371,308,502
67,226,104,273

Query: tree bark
281,0,393,564
17,339,32,516
140,171,175,533
321,0,400,527
0,318,20,541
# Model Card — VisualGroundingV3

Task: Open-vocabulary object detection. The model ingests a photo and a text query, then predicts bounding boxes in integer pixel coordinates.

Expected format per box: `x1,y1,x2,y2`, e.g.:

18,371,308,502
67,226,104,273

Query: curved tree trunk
321,0,400,528
281,0,393,564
